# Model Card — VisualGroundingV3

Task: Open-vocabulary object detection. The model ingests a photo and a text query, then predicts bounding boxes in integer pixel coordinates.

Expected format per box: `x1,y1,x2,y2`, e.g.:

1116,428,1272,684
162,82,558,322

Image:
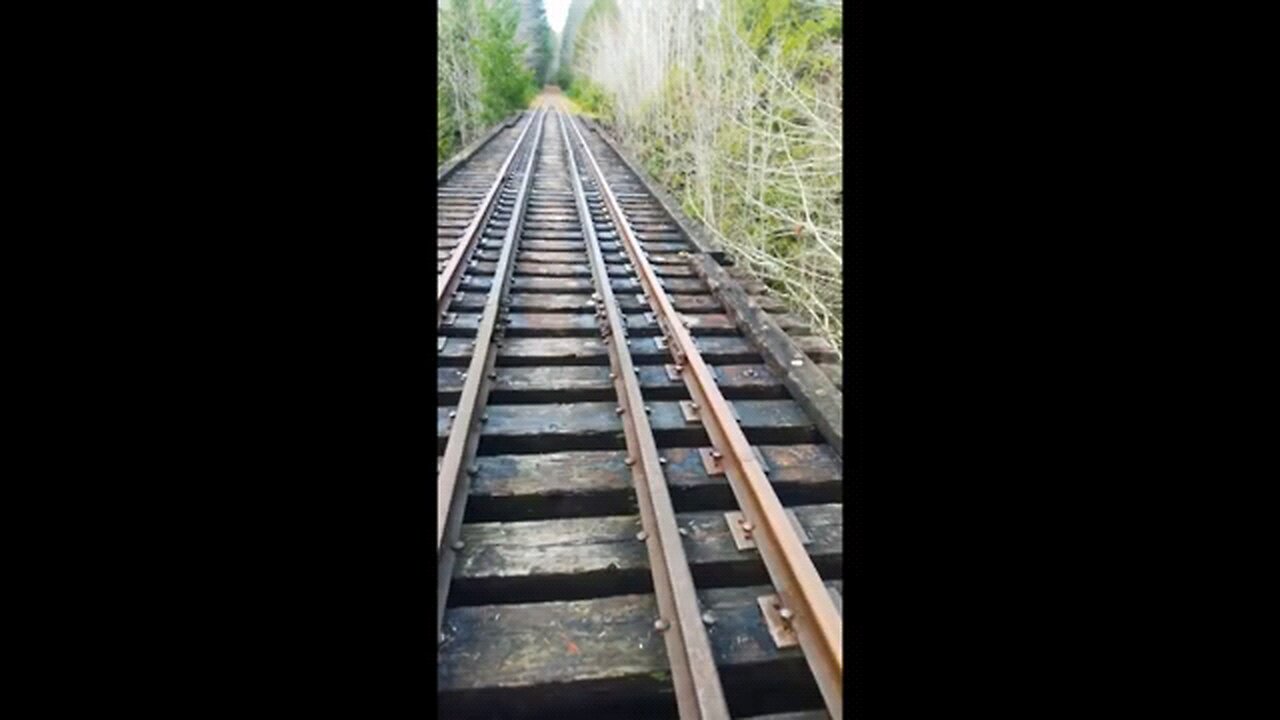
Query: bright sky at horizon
546,0,571,33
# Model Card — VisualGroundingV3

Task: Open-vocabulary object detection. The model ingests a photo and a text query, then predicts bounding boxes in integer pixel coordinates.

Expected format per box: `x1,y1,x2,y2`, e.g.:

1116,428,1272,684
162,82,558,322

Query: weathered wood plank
438,581,842,718
438,400,818,452
439,335,790,366
819,363,843,390
461,275,709,294
443,312,742,338
465,444,842,519
437,364,785,402
519,251,587,264
451,292,726,314
692,255,843,457
450,503,841,604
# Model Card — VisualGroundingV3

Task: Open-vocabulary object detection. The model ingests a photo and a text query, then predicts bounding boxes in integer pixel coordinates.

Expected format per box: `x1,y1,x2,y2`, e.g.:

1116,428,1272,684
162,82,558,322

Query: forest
437,0,844,355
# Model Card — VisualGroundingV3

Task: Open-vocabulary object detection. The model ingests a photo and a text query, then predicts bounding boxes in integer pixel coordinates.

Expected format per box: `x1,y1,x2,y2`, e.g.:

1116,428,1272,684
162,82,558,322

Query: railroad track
437,106,846,720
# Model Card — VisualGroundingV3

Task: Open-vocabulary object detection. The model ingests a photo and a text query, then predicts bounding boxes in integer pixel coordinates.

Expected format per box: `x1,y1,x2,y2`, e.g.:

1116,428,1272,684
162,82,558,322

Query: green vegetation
561,0,845,354
437,0,551,164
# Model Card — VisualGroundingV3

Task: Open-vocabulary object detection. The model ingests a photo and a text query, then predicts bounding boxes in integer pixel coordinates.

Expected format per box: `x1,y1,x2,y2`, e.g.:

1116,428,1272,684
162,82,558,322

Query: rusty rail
565,113,844,718
437,108,547,637
437,111,537,329
557,110,731,720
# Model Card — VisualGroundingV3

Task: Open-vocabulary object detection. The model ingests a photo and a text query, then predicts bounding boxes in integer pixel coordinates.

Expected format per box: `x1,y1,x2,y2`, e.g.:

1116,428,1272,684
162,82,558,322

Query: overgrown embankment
559,0,844,355
437,0,554,165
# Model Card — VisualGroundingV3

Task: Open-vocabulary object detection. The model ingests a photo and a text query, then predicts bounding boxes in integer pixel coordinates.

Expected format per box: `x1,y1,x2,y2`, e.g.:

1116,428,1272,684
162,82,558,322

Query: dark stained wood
443,312,743,338
818,363,842,390
692,255,843,457
440,333,778,363
465,444,841,520
450,503,841,604
437,400,818,452
451,292,731,314
439,364,785,403
438,581,842,718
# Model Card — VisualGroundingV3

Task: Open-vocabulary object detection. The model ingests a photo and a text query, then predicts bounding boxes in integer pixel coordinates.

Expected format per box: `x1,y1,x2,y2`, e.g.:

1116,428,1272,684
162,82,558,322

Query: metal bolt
481,414,488,422
701,612,716,626
616,406,625,415
645,406,652,414
654,618,670,632
711,450,722,459
659,457,667,465
488,372,497,380
678,527,688,536
467,465,479,475
741,521,754,532
609,372,618,380
779,607,795,621
674,364,683,372
451,540,465,551
634,367,640,375
636,531,648,541
448,411,457,418
624,457,635,466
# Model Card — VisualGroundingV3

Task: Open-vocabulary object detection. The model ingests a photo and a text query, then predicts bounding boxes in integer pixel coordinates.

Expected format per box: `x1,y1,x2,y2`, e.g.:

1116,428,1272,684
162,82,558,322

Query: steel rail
556,110,731,720
437,111,538,329
437,109,547,590
565,114,844,718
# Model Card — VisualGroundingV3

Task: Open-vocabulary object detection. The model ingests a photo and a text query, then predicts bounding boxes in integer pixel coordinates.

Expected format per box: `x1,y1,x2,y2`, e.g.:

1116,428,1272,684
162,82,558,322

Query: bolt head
451,540,465,551
741,521,754,532
654,618,670,632
779,607,795,621
636,531,648,541
701,612,716,626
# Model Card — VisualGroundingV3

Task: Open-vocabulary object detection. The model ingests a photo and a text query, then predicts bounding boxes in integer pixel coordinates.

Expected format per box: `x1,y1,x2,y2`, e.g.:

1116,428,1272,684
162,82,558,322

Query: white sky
546,0,571,33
